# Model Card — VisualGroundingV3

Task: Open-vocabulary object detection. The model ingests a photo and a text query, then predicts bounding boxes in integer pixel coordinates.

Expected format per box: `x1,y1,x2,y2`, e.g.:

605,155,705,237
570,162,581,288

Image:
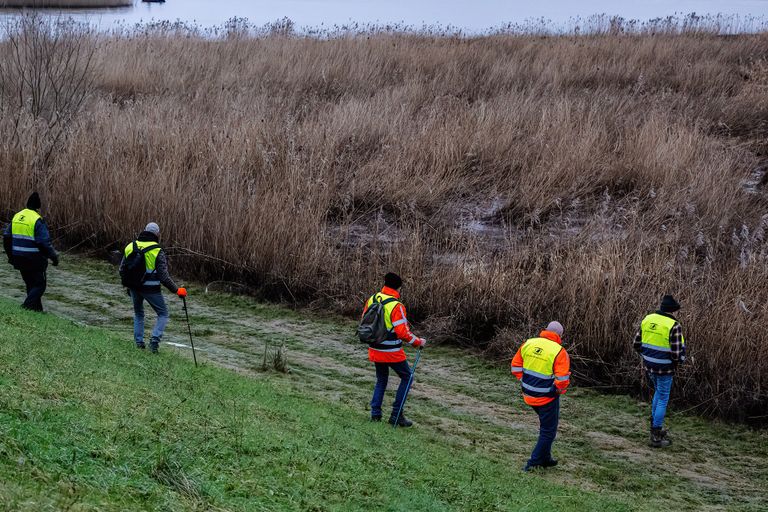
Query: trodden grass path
0,256,766,511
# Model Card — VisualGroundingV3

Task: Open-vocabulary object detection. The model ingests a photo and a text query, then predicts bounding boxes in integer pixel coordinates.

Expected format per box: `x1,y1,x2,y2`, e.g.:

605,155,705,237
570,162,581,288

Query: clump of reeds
2,14,768,421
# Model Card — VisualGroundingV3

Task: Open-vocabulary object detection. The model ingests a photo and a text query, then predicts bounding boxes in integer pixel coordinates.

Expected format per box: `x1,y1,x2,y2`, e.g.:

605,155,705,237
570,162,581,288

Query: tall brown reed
2,18,768,421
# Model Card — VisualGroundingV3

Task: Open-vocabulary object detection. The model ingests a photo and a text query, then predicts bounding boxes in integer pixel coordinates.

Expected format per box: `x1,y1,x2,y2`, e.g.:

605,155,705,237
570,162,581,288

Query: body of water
2,0,768,32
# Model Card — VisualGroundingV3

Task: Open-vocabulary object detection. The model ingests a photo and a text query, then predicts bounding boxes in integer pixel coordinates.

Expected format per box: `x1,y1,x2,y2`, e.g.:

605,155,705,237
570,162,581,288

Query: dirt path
1,256,766,511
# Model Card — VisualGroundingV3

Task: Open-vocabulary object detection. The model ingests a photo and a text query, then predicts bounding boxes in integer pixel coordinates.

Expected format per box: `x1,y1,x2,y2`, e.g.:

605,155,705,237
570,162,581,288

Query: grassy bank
1,255,768,511
0,298,634,511
2,17,768,420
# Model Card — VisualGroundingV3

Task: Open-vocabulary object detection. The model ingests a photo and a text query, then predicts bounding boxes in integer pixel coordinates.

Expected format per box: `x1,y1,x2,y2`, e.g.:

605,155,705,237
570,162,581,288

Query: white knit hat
144,222,160,236
546,321,564,337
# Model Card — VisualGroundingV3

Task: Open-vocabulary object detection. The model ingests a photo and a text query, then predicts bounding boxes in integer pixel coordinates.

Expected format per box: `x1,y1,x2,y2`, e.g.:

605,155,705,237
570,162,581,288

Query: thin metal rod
393,349,421,428
182,296,198,367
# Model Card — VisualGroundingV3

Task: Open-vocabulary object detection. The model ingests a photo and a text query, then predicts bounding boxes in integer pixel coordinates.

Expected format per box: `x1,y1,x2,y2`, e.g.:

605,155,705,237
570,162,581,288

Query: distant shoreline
0,0,132,7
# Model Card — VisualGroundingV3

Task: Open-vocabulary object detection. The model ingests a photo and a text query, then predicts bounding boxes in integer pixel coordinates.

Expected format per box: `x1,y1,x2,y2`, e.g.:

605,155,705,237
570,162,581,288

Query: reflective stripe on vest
640,313,684,369
365,292,403,351
520,337,562,398
10,209,42,255
124,240,162,288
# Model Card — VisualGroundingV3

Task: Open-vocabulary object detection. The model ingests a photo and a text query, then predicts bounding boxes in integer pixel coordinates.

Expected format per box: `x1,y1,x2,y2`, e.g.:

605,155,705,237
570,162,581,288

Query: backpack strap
137,243,161,255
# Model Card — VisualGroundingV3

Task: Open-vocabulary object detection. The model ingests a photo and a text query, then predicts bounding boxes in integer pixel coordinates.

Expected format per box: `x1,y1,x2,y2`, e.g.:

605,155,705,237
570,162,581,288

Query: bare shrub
0,14,96,186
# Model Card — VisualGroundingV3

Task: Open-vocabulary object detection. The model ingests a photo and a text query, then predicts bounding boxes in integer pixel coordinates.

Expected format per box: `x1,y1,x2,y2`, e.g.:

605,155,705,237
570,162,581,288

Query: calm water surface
2,0,768,32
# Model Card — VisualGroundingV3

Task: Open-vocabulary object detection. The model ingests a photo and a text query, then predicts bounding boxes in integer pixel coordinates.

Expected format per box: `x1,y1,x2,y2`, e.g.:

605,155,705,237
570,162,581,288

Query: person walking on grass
2,192,59,312
119,222,186,353
634,294,686,448
362,272,426,427
511,321,571,472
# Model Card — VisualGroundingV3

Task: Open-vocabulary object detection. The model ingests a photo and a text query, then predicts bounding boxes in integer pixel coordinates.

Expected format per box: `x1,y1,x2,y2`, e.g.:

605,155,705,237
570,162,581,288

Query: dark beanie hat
384,272,402,290
26,192,41,210
660,294,681,313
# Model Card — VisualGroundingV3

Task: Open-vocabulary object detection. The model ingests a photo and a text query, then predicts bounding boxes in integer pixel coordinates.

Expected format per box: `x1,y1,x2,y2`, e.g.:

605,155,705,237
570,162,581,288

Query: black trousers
19,268,47,312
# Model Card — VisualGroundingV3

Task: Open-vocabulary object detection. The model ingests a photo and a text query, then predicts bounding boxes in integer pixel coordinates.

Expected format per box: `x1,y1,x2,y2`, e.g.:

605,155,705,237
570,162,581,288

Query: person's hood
137,231,159,243
539,330,562,345
381,286,401,299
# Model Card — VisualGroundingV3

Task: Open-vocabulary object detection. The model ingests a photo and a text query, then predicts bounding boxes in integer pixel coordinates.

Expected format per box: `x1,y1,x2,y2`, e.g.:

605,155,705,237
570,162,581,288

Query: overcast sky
4,0,768,31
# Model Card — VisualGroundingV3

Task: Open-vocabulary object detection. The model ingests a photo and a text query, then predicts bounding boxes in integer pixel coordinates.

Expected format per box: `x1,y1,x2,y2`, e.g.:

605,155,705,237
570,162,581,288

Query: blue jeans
371,361,412,418
648,373,674,428
528,397,560,466
130,290,169,344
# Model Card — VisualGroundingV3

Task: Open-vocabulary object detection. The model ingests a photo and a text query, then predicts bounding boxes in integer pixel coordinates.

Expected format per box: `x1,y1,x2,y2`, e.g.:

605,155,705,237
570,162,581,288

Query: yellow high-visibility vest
640,313,684,368
10,209,42,254
520,337,562,398
124,240,161,271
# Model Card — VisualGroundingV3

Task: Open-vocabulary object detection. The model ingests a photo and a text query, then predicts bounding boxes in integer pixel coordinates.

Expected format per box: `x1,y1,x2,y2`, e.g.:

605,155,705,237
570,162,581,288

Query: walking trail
0,256,766,511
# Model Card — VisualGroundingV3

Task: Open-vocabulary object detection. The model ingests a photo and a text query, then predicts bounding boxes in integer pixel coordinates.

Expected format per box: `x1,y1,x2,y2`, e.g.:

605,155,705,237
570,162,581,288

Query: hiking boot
389,415,413,427
149,337,160,354
523,459,557,472
370,415,382,422
649,427,671,448
136,342,146,350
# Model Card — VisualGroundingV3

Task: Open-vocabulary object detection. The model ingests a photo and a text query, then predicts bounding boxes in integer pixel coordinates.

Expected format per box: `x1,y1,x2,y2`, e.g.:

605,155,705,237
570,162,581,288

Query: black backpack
357,295,398,345
120,241,160,289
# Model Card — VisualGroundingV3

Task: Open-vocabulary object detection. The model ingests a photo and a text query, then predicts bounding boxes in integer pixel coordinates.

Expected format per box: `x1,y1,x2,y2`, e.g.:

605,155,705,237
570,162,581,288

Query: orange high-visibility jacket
362,286,419,363
511,330,571,406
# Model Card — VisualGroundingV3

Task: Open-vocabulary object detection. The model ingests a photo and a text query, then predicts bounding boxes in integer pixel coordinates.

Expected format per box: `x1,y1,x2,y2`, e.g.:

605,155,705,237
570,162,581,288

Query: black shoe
136,342,146,350
149,337,159,354
523,463,541,472
649,427,671,448
389,415,413,427
542,459,558,468
371,416,382,422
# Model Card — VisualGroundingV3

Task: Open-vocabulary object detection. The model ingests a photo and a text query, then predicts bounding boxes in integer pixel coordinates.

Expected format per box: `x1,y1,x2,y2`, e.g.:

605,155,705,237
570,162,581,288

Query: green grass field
0,299,630,512
0,256,767,511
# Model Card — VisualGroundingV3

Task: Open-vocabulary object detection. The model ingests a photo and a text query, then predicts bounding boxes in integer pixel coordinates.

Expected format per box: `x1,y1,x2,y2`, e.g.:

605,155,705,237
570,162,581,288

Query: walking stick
393,348,421,429
181,296,198,367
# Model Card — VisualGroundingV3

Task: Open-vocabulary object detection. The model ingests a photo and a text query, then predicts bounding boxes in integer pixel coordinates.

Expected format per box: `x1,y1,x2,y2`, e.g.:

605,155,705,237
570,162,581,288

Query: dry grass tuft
2,16,768,421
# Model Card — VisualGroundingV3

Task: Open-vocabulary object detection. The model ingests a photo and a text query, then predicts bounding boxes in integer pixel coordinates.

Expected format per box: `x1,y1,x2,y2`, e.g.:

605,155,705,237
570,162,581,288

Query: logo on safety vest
19,215,24,221
534,347,543,355
650,323,657,330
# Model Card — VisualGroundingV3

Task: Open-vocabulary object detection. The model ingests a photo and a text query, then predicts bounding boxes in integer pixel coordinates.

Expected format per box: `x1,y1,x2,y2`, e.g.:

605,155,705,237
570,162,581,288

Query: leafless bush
0,14,96,186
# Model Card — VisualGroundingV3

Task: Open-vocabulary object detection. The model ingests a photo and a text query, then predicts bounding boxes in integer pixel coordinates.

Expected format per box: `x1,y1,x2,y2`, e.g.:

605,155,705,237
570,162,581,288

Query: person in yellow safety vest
633,295,685,448
119,222,186,353
2,192,59,312
362,272,426,427
511,321,571,472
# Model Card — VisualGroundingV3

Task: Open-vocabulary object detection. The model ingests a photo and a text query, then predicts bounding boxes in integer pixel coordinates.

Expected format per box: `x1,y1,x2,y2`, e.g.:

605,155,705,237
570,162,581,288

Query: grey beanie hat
545,321,564,337
144,222,160,236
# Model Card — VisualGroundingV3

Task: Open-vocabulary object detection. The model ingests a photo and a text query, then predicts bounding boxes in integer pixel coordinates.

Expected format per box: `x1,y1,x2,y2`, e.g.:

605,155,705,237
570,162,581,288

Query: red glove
412,338,426,348
177,287,187,298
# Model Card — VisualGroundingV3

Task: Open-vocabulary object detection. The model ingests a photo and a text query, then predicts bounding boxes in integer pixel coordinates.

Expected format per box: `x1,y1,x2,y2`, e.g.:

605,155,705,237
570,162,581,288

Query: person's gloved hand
413,338,426,349
176,287,187,298
51,254,59,267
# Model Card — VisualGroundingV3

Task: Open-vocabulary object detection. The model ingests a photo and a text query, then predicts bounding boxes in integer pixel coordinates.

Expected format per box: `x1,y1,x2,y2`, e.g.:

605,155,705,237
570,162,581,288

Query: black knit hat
26,192,41,210
384,272,402,290
659,294,681,313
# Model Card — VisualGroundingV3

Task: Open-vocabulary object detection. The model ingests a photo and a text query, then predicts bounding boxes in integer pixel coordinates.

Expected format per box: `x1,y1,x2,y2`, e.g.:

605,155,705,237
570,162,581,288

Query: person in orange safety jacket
511,321,571,471
363,272,425,427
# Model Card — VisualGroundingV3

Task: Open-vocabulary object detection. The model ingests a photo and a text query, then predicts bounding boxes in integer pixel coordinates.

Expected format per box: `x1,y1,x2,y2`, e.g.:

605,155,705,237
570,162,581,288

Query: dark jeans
20,268,46,312
528,396,560,467
371,361,412,418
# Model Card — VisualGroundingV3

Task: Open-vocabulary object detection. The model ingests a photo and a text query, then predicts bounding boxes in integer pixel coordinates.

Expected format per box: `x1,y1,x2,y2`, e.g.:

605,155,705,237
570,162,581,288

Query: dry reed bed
2,25,768,421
